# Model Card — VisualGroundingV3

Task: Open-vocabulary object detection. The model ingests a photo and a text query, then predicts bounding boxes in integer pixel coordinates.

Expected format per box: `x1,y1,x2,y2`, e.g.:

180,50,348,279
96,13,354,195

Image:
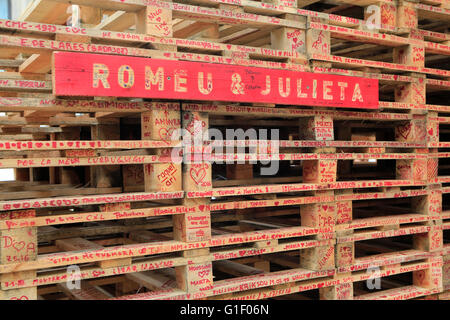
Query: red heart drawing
198,270,209,278
159,128,175,141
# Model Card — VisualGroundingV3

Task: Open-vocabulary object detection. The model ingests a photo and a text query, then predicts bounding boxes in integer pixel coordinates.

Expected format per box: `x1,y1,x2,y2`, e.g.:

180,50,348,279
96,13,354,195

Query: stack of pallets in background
0,0,448,300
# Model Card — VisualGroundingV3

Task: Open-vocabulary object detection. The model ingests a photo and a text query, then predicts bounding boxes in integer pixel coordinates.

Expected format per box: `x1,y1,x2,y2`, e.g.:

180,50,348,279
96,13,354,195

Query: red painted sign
53,52,378,109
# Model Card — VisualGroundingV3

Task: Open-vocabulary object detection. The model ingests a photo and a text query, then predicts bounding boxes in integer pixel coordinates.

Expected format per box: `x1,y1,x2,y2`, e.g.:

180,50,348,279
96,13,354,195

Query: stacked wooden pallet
0,0,448,300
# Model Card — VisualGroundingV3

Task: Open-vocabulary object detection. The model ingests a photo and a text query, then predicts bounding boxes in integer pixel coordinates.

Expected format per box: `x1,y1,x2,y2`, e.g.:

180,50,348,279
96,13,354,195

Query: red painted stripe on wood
53,52,379,109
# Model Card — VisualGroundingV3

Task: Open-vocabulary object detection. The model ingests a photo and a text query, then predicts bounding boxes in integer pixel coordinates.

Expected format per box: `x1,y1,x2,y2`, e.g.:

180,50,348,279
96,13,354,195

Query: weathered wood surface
53,52,379,109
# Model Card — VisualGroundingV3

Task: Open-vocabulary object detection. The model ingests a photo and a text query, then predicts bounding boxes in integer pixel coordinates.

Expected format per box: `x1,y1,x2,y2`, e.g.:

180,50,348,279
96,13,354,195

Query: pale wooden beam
19,54,52,74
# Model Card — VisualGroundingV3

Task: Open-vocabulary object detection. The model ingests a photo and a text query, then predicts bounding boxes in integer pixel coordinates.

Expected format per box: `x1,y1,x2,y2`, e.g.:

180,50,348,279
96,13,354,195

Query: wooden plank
0,135,34,141
0,189,432,231
126,270,177,291
216,276,346,300
54,0,141,11
0,187,125,202
56,237,131,269
0,116,98,126
336,214,436,232
115,267,335,300
44,0,362,29
0,98,425,118
338,225,432,243
19,0,70,24
141,106,182,193
311,53,450,78
0,0,448,302
355,286,439,300
0,210,37,300
214,260,265,277
0,19,306,66
416,3,450,22
310,22,450,56
198,180,426,198
1,239,332,290
58,282,113,300
96,11,136,31
174,109,213,293
50,0,307,29
0,59,25,68
0,98,178,114
338,250,435,273
0,140,178,150
0,155,173,169
0,79,51,91
0,226,324,273
19,54,53,74
0,190,183,211
182,103,416,120
0,34,307,72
